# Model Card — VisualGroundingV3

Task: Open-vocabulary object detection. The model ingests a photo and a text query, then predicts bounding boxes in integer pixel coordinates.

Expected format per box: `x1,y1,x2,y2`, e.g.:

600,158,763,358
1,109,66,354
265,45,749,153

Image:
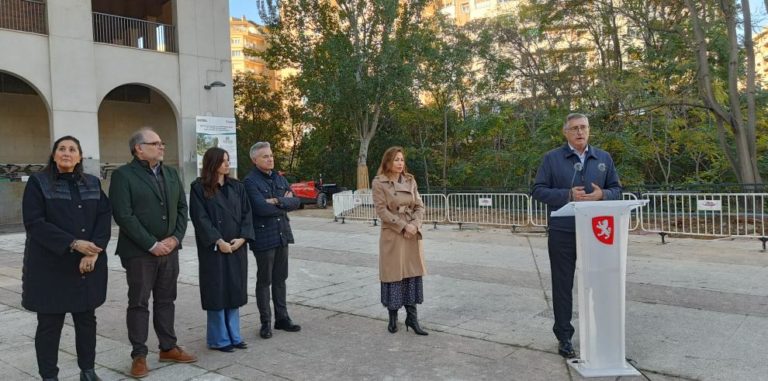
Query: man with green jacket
109,127,197,378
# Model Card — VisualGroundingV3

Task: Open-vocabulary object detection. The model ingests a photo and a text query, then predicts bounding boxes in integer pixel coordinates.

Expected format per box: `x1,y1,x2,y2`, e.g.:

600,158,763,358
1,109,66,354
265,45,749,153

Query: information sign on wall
195,116,237,174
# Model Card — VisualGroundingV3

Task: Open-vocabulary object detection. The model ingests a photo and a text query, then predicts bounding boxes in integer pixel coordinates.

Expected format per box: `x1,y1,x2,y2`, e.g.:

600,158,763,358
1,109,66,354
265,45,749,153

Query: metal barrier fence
640,192,768,239
0,0,47,34
332,190,377,223
421,194,447,226
331,190,354,221
446,193,530,228
623,192,641,231
331,191,768,243
530,199,548,227
93,12,177,53
529,193,640,229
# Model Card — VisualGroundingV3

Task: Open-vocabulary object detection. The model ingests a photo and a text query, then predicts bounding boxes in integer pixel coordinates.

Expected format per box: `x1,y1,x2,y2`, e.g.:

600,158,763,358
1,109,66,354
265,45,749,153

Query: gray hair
249,142,271,159
563,113,589,130
129,127,154,155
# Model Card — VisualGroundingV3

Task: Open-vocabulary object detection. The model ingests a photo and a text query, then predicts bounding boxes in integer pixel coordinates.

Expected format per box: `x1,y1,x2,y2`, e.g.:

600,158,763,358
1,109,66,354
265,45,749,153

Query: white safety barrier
333,191,447,226
332,190,767,243
640,192,768,238
331,190,377,223
446,193,530,228
530,193,640,230
332,190,354,219
530,199,549,227
421,193,448,226
622,192,641,231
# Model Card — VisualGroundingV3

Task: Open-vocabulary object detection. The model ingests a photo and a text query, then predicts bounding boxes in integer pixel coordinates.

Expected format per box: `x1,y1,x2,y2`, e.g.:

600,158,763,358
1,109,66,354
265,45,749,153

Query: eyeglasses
566,125,589,133
141,141,166,148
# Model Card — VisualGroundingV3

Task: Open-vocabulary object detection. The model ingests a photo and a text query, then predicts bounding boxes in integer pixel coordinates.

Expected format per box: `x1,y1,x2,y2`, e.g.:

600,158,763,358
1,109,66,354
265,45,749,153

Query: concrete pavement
0,214,764,380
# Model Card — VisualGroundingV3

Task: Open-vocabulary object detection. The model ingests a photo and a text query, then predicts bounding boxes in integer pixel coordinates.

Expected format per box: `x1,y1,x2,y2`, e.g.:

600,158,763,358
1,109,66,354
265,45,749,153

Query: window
231,38,241,45
232,50,242,57
476,0,490,9
460,2,469,13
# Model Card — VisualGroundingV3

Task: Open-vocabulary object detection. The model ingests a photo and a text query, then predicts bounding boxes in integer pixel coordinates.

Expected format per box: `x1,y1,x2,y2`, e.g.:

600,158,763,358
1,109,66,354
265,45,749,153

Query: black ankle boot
80,368,101,381
387,309,398,333
404,305,428,335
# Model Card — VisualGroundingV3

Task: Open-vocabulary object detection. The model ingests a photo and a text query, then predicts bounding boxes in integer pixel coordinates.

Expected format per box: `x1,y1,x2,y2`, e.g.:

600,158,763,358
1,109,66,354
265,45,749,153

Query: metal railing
92,12,177,53
640,192,768,238
333,190,377,223
0,0,47,34
529,193,640,229
530,199,549,227
331,190,768,243
421,194,448,226
447,193,530,228
331,190,354,220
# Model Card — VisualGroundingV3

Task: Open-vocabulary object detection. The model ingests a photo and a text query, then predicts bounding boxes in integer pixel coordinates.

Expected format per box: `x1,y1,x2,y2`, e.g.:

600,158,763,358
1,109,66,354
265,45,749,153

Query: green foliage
248,0,766,189
233,72,289,179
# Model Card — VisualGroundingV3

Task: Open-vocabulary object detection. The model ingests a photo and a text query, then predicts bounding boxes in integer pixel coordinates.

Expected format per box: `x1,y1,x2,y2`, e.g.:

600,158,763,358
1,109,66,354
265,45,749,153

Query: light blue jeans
207,308,242,348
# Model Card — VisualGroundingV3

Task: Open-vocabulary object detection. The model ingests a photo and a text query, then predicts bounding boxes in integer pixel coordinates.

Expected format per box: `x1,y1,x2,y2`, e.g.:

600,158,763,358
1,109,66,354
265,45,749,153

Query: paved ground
0,213,765,381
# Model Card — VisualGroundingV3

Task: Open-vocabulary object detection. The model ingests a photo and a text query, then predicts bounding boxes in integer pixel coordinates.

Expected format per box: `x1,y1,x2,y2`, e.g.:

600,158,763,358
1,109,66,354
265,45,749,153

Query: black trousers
253,246,289,323
121,250,179,358
35,310,96,378
548,229,577,342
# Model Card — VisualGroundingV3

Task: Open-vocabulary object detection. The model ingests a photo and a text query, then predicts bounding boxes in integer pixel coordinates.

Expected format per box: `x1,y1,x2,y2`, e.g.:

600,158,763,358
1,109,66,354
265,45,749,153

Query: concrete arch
0,70,52,167
97,83,180,175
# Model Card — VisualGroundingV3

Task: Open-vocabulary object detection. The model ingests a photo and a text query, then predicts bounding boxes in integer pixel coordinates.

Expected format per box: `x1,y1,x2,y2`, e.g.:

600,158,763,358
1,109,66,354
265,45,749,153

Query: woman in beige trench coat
371,146,428,335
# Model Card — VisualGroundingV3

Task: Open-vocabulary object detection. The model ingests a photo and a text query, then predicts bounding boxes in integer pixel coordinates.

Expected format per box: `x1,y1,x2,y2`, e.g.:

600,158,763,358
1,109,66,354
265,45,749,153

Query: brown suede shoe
130,356,148,378
159,346,197,363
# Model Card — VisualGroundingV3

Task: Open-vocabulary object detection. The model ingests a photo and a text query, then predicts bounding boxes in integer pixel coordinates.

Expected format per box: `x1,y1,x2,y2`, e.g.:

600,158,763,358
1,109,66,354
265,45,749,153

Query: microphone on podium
569,162,583,200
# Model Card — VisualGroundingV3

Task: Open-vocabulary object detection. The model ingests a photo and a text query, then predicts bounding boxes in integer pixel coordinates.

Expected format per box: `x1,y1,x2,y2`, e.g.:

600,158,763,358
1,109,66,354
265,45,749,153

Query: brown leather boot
159,346,198,363
130,356,148,378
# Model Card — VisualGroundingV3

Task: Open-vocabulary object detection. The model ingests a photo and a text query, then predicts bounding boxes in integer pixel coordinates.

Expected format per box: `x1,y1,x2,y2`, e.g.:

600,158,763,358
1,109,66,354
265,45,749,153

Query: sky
229,0,262,24
229,1,767,31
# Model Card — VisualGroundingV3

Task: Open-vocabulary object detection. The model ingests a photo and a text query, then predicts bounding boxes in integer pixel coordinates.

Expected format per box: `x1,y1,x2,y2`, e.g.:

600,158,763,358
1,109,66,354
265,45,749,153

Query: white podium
551,199,648,378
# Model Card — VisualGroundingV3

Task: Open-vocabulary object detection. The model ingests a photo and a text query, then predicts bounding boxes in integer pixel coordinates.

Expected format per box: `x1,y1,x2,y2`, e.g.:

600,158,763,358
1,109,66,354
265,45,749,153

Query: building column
47,0,101,176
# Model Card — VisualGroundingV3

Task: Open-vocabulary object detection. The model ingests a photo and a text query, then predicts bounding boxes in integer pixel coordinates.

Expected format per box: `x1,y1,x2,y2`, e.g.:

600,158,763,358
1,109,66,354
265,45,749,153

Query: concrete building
754,28,768,88
428,0,639,103
229,16,282,90
0,0,234,225
432,0,517,26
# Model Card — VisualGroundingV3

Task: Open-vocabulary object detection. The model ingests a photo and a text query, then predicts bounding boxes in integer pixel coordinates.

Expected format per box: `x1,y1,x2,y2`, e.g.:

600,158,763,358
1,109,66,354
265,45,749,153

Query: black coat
189,178,254,310
22,171,112,313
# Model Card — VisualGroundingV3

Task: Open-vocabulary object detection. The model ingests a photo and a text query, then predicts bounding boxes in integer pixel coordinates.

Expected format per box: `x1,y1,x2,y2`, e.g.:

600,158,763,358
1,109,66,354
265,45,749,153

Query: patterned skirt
380,276,424,310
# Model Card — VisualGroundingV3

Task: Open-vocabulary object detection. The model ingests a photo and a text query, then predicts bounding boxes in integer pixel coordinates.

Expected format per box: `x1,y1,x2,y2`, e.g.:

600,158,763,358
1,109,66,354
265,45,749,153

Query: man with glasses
532,113,622,359
109,127,197,378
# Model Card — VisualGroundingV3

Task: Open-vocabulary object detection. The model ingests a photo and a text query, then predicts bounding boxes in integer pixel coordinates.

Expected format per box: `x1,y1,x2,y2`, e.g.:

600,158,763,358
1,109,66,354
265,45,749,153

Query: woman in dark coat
189,147,254,352
22,136,112,381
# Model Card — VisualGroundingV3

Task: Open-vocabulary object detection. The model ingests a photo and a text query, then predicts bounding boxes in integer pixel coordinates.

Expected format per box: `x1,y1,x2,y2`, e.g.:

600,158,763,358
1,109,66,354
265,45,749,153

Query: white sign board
697,199,722,212
478,197,493,207
195,116,237,174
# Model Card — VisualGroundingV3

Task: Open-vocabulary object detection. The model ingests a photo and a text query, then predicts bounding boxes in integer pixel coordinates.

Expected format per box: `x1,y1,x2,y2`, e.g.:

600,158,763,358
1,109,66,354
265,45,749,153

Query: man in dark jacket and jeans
532,113,622,359
244,142,302,339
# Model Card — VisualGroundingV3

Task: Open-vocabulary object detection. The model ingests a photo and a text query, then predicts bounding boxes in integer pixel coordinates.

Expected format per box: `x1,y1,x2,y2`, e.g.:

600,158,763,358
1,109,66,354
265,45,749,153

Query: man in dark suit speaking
532,113,622,359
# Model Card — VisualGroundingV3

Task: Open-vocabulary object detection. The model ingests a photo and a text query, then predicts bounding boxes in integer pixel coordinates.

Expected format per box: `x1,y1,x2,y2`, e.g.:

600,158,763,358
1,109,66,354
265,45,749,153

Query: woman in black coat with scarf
190,147,254,352
22,136,112,381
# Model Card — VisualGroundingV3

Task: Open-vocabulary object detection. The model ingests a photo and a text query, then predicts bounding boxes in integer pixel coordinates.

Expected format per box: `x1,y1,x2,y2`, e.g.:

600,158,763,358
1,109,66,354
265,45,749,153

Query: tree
417,15,474,192
684,0,762,184
233,72,289,178
257,0,430,189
